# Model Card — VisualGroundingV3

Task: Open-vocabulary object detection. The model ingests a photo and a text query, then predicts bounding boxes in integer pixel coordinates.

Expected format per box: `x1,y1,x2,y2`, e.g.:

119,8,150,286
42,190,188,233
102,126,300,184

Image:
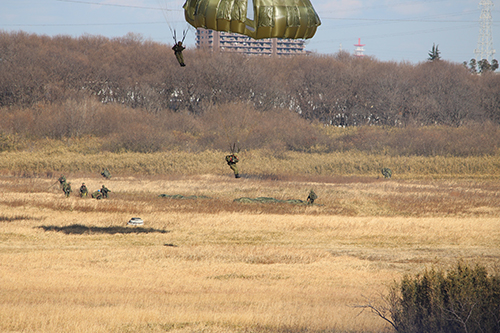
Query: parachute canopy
183,0,321,40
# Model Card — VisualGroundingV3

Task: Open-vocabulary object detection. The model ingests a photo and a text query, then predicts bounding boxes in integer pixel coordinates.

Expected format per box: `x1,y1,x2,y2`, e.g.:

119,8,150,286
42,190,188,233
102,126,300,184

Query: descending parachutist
172,41,186,67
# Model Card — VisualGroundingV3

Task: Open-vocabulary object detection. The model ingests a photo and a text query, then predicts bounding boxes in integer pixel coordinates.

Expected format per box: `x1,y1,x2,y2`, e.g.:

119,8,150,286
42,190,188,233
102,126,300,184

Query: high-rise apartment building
195,28,306,56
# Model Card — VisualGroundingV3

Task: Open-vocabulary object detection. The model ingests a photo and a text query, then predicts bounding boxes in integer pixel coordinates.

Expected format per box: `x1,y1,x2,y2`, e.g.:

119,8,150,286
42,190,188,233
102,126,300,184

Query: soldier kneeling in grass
79,183,88,198
307,189,317,205
101,168,111,179
91,189,103,200
381,167,392,179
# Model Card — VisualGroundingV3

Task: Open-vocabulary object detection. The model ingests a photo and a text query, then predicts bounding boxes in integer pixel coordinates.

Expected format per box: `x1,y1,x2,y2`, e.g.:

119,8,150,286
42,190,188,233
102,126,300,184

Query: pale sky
1,0,499,64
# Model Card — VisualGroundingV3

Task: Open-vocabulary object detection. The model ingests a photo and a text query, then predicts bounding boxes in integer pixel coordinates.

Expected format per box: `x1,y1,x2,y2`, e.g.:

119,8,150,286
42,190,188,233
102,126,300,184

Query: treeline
0,31,499,155
1,31,499,126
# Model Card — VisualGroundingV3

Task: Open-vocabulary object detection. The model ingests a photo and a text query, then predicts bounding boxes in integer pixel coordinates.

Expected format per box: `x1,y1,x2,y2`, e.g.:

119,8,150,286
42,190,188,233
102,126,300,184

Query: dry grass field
1,165,500,332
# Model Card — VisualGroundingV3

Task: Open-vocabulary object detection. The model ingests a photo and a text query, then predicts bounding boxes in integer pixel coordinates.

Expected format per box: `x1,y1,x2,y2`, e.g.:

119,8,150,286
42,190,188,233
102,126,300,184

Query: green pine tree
428,43,441,61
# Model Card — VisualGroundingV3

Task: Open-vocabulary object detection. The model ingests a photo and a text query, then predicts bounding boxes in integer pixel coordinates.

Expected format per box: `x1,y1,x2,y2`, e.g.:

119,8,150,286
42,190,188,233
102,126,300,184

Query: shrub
0,132,23,152
387,262,500,333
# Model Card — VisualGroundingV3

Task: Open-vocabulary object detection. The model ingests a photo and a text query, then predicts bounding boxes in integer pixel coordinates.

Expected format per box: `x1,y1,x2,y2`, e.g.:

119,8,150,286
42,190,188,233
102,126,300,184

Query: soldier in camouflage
172,41,186,67
79,183,88,197
381,167,392,179
58,175,66,189
101,168,111,179
101,185,111,198
91,189,103,200
225,153,240,178
307,189,317,205
63,182,72,198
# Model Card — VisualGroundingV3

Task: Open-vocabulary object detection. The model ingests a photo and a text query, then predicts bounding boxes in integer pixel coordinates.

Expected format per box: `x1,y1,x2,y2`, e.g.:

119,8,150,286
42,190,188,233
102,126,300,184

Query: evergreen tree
469,58,478,73
491,59,499,72
465,58,498,73
428,43,441,61
478,59,492,73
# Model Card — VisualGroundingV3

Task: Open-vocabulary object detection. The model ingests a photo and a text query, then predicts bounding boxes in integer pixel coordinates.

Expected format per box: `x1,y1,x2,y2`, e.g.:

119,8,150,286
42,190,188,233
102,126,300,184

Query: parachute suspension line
158,0,179,43
229,142,240,154
171,26,177,43
180,28,189,43
169,27,188,44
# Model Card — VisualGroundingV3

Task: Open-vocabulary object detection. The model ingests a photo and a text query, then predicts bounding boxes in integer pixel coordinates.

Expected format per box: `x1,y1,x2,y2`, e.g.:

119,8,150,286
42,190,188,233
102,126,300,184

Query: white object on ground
127,217,144,225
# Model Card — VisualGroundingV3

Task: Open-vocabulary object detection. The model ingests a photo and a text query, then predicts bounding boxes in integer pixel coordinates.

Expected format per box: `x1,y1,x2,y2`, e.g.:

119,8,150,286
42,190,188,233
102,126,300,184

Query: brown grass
0,174,499,332
2,147,500,180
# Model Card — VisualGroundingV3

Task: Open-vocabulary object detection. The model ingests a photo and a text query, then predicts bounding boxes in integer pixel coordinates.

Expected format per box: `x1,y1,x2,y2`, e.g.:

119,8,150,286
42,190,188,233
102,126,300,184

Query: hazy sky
2,0,499,64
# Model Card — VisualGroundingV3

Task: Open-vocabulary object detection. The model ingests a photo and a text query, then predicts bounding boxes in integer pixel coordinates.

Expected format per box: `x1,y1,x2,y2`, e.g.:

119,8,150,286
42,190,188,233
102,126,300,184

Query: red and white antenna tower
354,38,365,57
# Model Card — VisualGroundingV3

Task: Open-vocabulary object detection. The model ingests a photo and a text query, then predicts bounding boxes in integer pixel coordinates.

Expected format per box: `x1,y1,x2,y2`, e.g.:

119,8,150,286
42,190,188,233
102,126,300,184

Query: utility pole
474,0,495,62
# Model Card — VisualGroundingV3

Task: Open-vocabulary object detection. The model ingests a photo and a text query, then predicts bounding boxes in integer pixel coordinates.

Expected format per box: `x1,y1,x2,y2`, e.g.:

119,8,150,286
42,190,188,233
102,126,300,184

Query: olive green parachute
234,196,308,204
183,0,321,39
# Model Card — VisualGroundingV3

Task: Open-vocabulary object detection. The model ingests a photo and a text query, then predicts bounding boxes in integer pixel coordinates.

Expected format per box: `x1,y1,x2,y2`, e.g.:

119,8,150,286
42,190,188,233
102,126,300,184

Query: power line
322,9,481,31
0,22,169,27
310,23,478,45
55,0,181,11
362,24,478,40
321,17,479,23
53,0,486,24
320,0,453,14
